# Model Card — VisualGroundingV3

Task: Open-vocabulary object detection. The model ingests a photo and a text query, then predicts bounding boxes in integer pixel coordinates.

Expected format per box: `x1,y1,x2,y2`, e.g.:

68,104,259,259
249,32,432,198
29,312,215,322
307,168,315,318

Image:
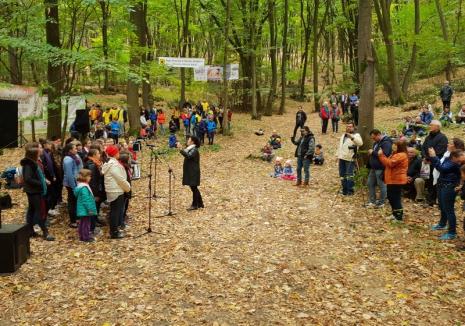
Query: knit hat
106,145,119,157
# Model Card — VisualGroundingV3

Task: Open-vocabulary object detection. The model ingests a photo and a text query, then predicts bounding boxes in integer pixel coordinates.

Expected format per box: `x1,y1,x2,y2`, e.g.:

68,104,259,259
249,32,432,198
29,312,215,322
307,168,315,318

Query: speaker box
0,100,18,148
0,224,30,273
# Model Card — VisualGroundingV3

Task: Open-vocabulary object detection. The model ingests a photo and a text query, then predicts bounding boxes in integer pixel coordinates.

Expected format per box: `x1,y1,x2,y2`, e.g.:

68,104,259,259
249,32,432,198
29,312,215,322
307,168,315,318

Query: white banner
194,64,239,81
158,57,205,68
0,85,42,120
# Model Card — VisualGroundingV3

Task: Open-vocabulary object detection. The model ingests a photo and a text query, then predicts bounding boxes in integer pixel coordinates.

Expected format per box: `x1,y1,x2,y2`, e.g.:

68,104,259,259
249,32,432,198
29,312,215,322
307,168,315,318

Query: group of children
20,135,139,242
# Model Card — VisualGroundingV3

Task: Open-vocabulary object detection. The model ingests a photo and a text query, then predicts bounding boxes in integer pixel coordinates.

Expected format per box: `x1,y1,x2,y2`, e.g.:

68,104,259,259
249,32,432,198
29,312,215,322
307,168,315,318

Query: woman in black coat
177,136,204,210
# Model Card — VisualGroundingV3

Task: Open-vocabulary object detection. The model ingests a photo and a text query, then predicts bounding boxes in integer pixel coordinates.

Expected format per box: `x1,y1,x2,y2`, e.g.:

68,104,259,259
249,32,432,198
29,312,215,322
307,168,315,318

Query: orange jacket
379,152,408,185
157,112,166,124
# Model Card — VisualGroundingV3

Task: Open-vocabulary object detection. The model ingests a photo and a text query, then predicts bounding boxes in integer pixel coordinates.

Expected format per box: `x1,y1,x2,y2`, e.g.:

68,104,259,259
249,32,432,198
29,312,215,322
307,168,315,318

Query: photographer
336,122,363,196
291,126,315,187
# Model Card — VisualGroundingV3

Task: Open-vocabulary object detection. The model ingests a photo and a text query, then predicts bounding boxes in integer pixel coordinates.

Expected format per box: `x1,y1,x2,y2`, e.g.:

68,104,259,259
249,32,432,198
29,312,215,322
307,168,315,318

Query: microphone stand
156,161,177,218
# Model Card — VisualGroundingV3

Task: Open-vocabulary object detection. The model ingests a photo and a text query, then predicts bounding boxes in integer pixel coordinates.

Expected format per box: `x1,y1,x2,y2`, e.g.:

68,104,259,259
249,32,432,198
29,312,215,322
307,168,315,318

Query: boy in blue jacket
108,116,121,144
207,117,217,145
74,169,97,242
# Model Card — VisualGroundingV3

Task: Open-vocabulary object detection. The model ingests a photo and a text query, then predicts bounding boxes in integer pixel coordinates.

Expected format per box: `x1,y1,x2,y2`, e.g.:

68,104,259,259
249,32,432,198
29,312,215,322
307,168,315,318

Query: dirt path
1,102,464,325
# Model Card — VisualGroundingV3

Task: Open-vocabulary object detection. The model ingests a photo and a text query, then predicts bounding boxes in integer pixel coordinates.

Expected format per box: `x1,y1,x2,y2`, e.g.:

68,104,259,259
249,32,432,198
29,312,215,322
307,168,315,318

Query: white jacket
337,133,363,161
102,158,131,202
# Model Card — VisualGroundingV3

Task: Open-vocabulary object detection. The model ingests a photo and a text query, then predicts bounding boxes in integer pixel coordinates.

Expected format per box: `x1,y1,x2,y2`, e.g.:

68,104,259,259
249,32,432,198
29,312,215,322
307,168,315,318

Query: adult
378,141,409,221
432,137,465,189
339,93,349,115
330,102,341,133
39,139,59,216
329,92,338,109
177,136,204,210
366,129,393,208
319,102,331,134
421,120,448,206
89,104,102,125
102,107,112,125
63,142,82,228
102,145,131,239
291,126,315,186
419,106,434,125
455,104,465,124
20,144,55,241
429,148,465,240
337,122,363,196
73,109,91,143
440,80,453,110
404,147,424,201
293,106,307,138
84,148,106,229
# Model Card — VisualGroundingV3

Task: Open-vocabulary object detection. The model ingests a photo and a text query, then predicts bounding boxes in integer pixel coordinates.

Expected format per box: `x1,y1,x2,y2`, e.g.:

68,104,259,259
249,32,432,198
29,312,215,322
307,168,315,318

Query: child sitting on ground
439,107,454,126
270,157,284,178
269,130,282,149
74,169,97,242
313,144,325,165
261,143,274,162
281,160,297,181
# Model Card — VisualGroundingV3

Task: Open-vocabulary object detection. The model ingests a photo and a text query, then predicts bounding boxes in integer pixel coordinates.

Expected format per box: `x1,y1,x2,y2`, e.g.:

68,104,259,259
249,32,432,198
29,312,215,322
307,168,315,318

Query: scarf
88,156,102,168
36,160,47,196
66,153,81,166
76,182,94,196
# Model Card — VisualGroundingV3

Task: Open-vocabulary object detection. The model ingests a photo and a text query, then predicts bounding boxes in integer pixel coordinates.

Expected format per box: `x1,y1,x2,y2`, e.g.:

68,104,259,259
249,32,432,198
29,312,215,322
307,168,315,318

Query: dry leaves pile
0,100,464,325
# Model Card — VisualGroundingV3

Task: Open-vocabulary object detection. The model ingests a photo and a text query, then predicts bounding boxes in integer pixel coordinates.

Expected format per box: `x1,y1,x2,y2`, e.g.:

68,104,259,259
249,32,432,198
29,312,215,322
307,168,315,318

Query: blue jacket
109,121,120,135
63,156,79,189
369,136,393,170
168,134,177,148
198,119,207,134
349,95,358,106
207,120,216,133
74,183,97,217
431,156,461,185
420,111,433,125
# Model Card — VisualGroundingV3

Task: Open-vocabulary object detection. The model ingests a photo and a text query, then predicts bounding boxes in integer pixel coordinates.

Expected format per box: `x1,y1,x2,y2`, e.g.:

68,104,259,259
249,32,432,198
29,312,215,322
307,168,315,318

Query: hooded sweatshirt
102,157,131,202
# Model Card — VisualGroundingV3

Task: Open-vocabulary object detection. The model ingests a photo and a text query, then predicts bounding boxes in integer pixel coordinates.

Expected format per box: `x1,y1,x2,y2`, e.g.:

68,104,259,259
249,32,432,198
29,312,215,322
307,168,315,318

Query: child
439,107,453,126
313,144,325,165
281,160,297,181
271,157,284,178
207,117,217,145
198,117,207,145
157,109,166,135
169,115,177,133
269,131,282,149
94,122,107,139
74,169,97,242
108,116,120,144
261,144,274,162
119,151,132,229
168,132,177,148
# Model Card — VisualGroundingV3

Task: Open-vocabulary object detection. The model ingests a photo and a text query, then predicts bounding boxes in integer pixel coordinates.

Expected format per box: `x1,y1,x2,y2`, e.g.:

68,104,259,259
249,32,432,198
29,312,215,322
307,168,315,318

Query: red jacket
379,152,408,185
320,106,331,119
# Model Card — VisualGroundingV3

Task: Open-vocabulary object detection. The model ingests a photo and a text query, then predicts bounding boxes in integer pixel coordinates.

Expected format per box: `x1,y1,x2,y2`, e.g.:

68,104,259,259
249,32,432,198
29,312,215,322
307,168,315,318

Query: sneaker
439,233,456,240
43,234,55,241
33,224,41,233
431,224,447,231
363,202,376,208
385,215,396,221
69,222,78,228
110,232,124,239
83,238,96,243
375,203,385,209
48,209,59,217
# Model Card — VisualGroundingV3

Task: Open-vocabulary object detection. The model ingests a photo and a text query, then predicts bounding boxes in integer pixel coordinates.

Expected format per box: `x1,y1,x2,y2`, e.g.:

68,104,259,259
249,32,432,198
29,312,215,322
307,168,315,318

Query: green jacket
74,183,97,218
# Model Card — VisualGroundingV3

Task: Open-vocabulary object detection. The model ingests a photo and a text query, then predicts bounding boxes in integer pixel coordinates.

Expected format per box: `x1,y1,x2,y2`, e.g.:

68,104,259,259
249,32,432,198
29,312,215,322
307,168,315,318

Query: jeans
26,193,46,232
109,195,125,235
331,119,339,133
437,182,457,234
66,186,77,224
321,119,329,134
339,159,355,195
190,186,204,208
296,157,310,182
367,169,387,204
208,132,215,144
387,184,403,220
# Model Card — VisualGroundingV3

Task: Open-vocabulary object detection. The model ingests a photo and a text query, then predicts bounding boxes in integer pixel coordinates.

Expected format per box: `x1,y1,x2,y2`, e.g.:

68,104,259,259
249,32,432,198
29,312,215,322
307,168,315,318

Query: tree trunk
279,0,289,115
44,0,62,139
265,0,277,116
222,0,231,133
99,0,110,92
299,0,311,100
401,0,419,95
127,2,144,135
251,0,258,119
312,0,320,112
434,0,452,81
141,0,150,107
357,0,375,151
8,47,22,85
180,0,191,107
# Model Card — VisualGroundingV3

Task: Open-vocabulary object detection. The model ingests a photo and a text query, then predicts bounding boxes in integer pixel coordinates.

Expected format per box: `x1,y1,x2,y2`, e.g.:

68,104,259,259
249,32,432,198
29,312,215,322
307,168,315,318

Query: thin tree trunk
357,0,375,151
279,0,289,115
265,0,277,116
299,0,311,100
180,0,191,107
44,0,62,139
434,0,452,81
401,0,419,95
251,0,258,119
222,0,231,133
99,0,110,91
312,0,320,112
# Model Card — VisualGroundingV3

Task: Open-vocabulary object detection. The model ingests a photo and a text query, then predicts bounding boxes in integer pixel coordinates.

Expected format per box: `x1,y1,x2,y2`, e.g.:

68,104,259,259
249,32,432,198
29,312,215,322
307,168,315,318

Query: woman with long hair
63,142,82,228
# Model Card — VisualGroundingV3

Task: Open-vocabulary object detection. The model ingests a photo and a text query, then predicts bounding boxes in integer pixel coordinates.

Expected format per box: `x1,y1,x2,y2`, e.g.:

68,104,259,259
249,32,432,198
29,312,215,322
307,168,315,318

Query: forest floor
1,96,465,325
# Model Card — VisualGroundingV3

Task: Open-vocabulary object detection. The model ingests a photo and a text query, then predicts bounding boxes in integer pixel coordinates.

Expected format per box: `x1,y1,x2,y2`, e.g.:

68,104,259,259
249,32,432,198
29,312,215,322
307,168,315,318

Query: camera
348,145,357,150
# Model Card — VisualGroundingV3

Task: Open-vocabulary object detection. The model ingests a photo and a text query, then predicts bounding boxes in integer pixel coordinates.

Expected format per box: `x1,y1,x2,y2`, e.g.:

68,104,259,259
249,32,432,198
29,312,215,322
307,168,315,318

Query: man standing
291,126,315,187
421,120,448,206
366,130,392,208
293,107,307,138
337,122,363,196
440,80,453,110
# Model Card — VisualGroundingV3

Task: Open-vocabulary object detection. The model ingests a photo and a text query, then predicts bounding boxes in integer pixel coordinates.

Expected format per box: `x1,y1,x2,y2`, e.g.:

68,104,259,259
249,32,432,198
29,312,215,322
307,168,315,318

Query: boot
302,181,309,187
294,180,302,186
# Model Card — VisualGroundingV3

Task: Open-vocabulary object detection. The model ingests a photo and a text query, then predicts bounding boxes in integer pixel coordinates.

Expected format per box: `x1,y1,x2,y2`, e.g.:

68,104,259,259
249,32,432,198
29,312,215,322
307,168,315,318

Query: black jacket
181,146,201,186
421,131,448,159
369,136,392,170
295,111,307,125
84,159,105,198
291,133,315,159
20,158,43,194
407,156,422,179
440,85,453,101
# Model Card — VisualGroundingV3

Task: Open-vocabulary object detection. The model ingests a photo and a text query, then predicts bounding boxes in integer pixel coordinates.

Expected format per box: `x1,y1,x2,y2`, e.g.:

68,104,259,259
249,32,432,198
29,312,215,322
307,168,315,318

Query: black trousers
387,184,403,220
190,186,204,208
109,195,125,235
26,193,45,231
321,119,329,134
66,186,77,223
442,100,451,109
426,167,437,205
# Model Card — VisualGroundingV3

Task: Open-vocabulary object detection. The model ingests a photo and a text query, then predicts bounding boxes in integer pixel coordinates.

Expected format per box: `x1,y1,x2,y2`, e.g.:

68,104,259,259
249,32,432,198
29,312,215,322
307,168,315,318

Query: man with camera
337,122,363,196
